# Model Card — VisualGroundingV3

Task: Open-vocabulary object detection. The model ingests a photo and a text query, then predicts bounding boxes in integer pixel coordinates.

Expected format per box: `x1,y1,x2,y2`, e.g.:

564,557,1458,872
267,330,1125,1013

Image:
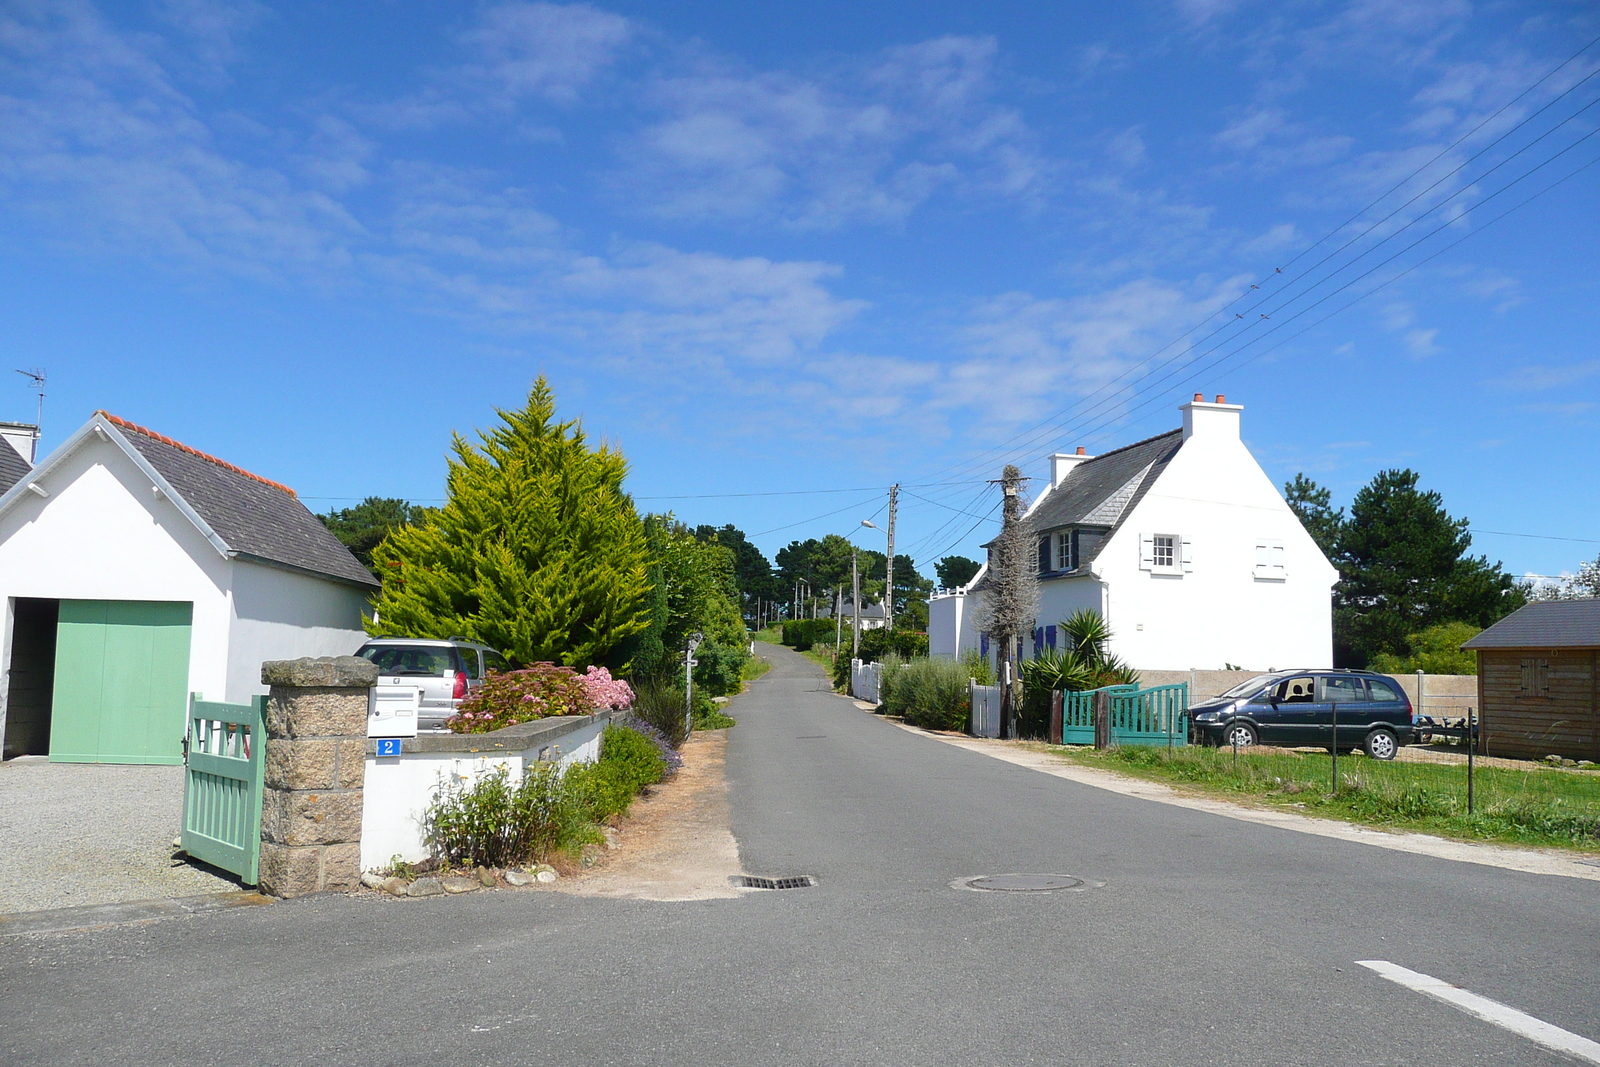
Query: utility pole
885,484,898,631
835,585,843,648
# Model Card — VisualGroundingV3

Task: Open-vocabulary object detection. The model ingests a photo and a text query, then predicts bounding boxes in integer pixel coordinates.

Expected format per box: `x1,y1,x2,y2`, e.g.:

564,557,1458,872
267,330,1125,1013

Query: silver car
355,637,510,731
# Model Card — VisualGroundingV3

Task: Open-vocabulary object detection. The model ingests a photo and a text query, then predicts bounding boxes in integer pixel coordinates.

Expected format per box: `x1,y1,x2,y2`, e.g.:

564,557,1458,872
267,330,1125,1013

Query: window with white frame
1056,530,1075,571
1254,538,1287,580
1140,532,1191,573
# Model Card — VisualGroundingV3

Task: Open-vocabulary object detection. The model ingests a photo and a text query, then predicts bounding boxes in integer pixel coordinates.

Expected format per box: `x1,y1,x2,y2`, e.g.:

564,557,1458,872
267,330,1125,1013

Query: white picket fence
969,682,1001,738
850,658,881,704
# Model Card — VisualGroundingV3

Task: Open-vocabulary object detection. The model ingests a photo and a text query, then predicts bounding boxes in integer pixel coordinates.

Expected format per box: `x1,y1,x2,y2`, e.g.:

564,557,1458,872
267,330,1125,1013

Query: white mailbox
368,685,421,738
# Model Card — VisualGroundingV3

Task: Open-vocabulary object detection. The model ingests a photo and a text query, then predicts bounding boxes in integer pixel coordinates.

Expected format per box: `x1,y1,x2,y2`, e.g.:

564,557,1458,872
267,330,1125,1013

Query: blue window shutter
980,633,989,658
1047,625,1057,650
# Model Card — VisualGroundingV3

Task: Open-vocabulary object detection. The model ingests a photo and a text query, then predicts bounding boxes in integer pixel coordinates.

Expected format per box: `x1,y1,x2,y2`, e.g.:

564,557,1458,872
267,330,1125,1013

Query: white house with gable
930,395,1337,671
0,411,379,764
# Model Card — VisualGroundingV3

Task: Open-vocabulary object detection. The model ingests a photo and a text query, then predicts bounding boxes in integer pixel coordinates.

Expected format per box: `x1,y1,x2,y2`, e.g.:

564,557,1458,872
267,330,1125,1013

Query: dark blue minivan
1188,670,1414,759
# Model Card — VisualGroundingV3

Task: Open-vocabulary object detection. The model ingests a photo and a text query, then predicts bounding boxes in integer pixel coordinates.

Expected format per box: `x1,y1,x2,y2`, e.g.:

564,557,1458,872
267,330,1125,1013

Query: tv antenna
14,368,44,463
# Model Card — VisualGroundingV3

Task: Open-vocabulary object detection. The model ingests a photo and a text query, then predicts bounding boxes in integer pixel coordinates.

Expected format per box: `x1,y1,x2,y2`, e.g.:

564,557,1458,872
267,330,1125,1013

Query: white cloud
615,34,1048,228
458,2,632,104
1492,361,1600,392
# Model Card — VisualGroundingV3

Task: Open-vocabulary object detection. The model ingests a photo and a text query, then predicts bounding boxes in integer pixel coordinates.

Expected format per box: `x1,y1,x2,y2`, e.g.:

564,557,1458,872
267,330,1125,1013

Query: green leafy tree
694,523,781,615
368,378,650,669
1368,621,1482,676
935,555,981,589
319,497,429,570
641,517,750,694
1336,469,1523,666
1283,474,1345,561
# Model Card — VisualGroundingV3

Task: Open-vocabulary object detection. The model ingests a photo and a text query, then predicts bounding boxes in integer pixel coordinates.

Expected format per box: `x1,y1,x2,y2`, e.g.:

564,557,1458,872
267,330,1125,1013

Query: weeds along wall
360,712,616,871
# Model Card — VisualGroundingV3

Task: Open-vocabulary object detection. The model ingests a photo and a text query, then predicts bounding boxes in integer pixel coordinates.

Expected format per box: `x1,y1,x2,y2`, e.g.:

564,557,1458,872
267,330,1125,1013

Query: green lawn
1049,743,1600,853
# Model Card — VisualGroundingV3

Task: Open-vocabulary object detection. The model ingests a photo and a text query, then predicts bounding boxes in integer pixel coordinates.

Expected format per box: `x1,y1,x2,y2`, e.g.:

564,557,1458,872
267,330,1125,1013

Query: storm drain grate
732,875,817,890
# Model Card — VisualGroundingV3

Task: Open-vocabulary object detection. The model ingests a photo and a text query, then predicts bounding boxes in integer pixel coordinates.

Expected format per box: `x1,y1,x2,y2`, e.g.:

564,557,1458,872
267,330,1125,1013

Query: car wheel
1223,721,1258,748
1364,728,1398,761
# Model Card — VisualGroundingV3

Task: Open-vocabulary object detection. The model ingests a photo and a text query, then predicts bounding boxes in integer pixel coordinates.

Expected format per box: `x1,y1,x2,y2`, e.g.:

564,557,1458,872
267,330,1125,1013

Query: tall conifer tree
368,378,650,668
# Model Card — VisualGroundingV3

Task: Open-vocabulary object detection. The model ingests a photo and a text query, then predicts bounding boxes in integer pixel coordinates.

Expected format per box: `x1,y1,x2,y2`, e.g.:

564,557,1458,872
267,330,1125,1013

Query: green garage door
49,600,194,765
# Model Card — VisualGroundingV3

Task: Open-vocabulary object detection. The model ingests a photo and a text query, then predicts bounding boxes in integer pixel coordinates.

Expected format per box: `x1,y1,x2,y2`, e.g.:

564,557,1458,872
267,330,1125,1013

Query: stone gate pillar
258,656,377,898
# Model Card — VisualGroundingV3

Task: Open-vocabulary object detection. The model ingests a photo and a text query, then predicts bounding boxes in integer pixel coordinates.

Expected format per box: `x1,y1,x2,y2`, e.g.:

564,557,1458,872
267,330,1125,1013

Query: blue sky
1,0,1597,581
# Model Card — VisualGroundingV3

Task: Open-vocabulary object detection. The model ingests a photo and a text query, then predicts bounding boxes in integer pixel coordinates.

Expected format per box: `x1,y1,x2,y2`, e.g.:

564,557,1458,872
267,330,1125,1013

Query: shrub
448,663,593,733
579,666,634,712
424,762,589,869
628,675,690,747
693,638,747,696
566,722,669,820
612,713,684,775
883,656,972,732
856,628,929,662
781,619,839,651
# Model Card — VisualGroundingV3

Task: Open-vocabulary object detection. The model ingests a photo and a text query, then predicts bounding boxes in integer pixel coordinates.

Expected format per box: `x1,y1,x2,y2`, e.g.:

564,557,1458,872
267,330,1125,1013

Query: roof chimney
1049,449,1094,487
0,422,38,467
1180,395,1243,442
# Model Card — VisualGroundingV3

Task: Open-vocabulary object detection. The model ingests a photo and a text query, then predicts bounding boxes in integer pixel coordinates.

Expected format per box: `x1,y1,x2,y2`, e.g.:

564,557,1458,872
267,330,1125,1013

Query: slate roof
1030,429,1184,573
103,413,379,590
0,443,29,496
1461,600,1600,650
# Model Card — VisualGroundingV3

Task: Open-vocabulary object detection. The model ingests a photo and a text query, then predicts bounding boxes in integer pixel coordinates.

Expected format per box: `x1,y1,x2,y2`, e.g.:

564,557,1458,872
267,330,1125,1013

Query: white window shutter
1271,542,1287,579
1255,540,1270,573
1181,538,1194,572
1139,533,1154,570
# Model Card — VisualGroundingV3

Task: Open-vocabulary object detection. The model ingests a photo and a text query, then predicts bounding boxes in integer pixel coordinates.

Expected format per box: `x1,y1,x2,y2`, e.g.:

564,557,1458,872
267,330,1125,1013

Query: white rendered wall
359,719,607,870
226,561,371,703
0,440,234,713
1094,407,1337,671
1032,578,1108,649
928,592,963,657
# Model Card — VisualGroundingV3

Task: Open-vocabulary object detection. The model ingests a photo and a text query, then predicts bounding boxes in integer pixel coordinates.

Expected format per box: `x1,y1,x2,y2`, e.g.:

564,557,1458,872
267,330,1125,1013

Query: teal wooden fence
1061,683,1189,747
181,694,266,885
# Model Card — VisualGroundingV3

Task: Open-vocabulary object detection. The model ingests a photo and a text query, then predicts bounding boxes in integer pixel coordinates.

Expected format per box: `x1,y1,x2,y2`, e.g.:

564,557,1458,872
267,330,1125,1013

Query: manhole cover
732,875,817,890
957,874,1088,893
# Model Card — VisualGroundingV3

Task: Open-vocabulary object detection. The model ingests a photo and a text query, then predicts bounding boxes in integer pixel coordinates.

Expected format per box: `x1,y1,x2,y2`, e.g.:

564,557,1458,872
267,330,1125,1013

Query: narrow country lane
2,643,1597,1066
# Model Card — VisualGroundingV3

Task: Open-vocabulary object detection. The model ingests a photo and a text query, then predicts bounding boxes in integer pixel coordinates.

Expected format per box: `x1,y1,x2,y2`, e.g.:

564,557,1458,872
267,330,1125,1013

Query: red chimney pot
1215,394,1226,404
1193,392,1204,402
1075,446,1086,456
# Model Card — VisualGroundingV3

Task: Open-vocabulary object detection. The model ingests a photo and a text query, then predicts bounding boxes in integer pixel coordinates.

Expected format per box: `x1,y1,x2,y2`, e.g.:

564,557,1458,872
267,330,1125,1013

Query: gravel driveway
0,759,237,914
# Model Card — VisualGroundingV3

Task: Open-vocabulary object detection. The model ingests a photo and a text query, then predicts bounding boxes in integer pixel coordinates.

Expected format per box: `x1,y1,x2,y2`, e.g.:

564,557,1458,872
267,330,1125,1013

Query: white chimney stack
1049,445,1092,487
0,422,38,466
1180,393,1242,442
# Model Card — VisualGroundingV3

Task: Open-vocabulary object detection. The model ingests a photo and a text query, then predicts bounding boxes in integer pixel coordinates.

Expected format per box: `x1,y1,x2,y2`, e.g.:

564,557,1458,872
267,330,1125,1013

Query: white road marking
1358,959,1600,1064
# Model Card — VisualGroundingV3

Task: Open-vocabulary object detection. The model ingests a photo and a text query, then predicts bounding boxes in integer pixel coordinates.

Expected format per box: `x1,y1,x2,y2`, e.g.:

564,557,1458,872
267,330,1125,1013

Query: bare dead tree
975,464,1037,739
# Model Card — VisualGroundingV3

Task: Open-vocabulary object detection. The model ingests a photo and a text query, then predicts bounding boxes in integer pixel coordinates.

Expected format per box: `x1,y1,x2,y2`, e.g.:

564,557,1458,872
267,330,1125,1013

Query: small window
1318,676,1369,703
1254,539,1287,580
456,647,482,678
1057,531,1074,571
483,649,510,675
1152,534,1176,569
1367,679,1401,702
1519,658,1550,696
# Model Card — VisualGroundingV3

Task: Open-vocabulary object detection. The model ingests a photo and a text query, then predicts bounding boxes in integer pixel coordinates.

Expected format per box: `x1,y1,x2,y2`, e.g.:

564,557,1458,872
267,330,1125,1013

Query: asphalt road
2,644,1597,1066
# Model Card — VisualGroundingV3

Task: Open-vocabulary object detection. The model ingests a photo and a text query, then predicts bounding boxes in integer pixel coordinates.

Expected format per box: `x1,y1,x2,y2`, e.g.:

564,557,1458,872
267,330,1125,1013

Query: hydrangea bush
448,662,638,734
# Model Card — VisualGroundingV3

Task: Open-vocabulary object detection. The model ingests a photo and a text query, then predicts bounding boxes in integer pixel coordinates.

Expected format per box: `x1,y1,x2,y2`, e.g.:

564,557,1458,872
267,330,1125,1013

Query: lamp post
685,631,703,739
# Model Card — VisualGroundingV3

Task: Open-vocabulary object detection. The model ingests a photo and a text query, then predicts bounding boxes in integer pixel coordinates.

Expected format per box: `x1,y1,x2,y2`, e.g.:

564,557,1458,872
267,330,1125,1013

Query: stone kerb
259,656,377,898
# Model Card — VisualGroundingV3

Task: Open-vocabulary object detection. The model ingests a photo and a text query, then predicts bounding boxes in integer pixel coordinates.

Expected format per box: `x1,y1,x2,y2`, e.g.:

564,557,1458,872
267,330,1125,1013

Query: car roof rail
447,635,471,643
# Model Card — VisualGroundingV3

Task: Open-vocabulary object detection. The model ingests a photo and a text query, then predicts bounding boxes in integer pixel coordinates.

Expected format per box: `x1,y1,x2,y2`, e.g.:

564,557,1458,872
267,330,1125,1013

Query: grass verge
1049,743,1600,853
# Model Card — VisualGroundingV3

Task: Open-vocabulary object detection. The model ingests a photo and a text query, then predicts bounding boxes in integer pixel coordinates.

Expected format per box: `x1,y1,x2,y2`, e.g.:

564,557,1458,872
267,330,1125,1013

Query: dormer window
1057,530,1075,571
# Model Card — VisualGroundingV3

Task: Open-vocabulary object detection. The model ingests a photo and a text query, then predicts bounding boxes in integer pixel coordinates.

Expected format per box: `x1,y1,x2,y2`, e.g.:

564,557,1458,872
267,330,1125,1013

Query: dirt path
558,729,745,902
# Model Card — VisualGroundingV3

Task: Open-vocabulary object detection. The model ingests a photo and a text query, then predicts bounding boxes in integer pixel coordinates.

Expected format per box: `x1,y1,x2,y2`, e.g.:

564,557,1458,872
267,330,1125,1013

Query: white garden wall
360,713,613,871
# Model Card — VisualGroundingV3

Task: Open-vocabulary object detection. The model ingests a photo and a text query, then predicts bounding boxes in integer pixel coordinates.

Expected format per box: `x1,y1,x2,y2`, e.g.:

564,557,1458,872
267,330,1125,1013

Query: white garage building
0,412,379,763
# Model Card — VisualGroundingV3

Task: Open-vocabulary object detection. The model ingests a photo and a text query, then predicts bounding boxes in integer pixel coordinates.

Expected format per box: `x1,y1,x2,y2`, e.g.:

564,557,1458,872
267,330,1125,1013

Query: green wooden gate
181,694,266,886
1062,683,1189,746
49,599,193,764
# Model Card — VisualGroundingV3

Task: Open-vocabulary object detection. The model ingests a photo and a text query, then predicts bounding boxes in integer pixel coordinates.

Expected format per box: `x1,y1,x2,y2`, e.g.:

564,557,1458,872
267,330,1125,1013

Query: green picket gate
1062,683,1189,747
181,694,266,886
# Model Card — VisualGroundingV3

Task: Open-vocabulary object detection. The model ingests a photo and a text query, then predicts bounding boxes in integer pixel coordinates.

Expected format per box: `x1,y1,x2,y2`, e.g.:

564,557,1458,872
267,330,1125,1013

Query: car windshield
1218,674,1279,699
360,645,454,676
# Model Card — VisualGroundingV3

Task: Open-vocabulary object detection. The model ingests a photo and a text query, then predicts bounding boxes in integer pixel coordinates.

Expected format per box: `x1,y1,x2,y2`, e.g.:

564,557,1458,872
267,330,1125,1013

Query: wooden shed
1462,600,1600,762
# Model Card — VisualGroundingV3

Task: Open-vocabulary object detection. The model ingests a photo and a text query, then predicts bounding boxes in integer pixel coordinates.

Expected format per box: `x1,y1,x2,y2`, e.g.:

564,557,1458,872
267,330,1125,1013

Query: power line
938,34,1600,482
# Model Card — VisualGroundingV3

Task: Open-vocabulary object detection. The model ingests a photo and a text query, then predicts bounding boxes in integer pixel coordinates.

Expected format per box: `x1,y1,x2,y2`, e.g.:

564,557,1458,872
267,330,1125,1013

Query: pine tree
1336,469,1522,666
368,378,651,669
1283,474,1345,561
